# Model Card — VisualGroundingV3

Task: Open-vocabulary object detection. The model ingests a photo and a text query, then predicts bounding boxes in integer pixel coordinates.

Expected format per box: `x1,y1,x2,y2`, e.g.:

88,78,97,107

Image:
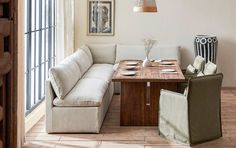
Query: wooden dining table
112,60,185,126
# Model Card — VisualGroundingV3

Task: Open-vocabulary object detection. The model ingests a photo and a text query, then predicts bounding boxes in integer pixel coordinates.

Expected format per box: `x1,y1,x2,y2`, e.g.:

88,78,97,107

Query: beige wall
74,0,236,87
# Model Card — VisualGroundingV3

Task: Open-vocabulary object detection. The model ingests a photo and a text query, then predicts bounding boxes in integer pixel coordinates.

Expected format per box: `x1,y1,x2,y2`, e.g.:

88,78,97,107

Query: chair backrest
187,73,223,144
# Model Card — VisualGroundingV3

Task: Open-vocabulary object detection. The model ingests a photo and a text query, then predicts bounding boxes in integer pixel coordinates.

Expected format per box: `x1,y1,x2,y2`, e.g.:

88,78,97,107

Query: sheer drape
18,0,75,147
56,0,75,63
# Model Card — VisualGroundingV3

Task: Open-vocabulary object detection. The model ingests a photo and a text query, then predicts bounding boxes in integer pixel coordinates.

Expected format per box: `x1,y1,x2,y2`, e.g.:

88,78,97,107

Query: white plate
154,60,162,63
160,62,174,65
124,66,136,70
161,69,176,72
126,61,139,66
122,71,136,76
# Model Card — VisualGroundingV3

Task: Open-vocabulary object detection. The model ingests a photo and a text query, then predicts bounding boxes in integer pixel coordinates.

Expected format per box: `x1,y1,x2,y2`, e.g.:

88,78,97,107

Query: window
24,0,56,115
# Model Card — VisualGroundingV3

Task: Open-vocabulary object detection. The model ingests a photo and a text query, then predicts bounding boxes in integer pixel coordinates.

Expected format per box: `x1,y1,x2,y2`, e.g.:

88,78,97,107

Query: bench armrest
46,79,56,109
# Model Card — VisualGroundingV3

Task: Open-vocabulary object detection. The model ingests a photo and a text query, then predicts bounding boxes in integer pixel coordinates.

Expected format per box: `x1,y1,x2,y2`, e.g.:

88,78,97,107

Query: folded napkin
160,71,178,74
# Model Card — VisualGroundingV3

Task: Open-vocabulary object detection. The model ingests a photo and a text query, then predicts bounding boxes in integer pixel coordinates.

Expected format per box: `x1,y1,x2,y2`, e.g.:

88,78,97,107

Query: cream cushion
49,57,82,100
83,64,114,83
80,45,93,63
204,62,217,75
87,44,116,64
71,49,92,75
115,44,145,63
53,79,108,107
186,64,196,74
116,44,181,64
149,45,181,64
193,56,205,71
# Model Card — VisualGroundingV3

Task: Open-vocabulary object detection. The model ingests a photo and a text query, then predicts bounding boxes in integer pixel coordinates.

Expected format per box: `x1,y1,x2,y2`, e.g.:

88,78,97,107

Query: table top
112,60,185,82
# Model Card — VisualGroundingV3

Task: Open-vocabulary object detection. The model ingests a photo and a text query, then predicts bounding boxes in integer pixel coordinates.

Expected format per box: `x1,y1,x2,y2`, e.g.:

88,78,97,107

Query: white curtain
17,0,75,147
56,0,75,63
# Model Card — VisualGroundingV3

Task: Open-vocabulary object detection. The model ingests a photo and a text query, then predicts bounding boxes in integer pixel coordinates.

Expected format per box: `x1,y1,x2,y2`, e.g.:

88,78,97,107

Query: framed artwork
87,0,115,36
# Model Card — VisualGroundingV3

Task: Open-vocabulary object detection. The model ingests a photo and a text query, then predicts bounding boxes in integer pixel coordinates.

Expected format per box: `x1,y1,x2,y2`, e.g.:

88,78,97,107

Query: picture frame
87,0,115,36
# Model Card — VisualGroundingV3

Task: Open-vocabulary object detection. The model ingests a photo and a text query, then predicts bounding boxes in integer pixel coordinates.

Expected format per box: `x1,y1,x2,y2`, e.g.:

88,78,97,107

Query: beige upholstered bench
46,44,116,133
46,44,181,133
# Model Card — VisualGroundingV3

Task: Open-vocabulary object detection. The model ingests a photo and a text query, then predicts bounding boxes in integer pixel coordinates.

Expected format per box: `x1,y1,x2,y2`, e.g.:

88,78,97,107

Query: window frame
24,0,56,115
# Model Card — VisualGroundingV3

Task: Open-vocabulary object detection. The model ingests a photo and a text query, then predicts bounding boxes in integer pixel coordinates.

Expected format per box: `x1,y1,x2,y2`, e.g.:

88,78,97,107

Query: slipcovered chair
159,73,223,145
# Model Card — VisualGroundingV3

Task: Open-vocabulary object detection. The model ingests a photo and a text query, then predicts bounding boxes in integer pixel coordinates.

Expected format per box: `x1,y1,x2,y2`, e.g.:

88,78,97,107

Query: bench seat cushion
53,78,108,107
82,64,114,83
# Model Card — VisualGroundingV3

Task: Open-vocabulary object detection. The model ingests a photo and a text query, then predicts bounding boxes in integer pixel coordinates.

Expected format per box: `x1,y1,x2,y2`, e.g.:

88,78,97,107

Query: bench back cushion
116,44,181,65
49,48,93,100
80,45,93,63
72,48,93,75
115,45,145,63
49,57,82,100
87,44,116,64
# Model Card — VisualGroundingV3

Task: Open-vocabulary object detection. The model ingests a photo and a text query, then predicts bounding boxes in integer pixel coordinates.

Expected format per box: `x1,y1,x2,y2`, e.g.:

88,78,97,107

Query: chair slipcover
159,74,223,145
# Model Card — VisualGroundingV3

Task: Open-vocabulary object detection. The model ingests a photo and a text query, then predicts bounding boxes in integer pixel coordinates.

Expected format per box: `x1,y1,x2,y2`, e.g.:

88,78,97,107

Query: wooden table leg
120,82,146,126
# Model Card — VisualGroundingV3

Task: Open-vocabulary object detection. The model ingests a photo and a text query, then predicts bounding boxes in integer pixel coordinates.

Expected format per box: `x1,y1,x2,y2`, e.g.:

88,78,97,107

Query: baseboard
25,100,45,133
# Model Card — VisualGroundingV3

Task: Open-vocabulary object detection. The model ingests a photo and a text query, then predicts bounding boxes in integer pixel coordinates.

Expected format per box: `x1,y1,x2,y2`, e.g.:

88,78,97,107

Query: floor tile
55,141,101,148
